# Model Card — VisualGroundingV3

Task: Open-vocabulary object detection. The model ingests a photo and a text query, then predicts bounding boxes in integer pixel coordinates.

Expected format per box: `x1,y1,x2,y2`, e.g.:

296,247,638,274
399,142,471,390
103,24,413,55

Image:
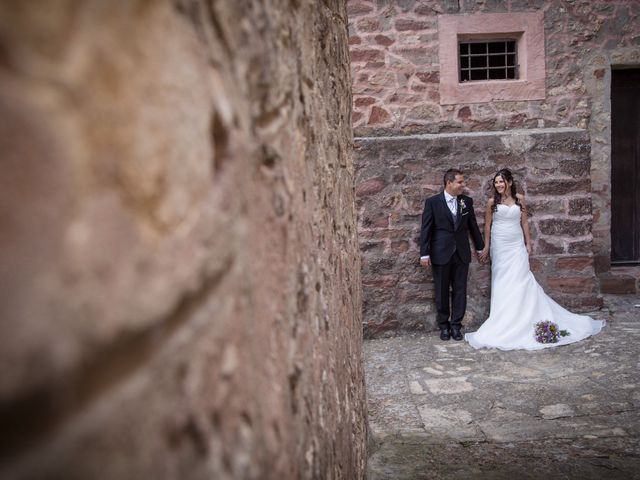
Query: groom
419,169,484,341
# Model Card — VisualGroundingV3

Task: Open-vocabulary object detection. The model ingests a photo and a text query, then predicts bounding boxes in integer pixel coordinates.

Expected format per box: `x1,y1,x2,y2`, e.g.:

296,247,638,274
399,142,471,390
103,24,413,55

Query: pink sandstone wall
348,0,640,136
0,1,366,478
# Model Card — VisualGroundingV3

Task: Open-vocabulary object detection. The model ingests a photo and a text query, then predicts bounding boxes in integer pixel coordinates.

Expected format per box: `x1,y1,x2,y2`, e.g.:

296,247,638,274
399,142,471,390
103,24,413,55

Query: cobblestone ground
365,295,640,479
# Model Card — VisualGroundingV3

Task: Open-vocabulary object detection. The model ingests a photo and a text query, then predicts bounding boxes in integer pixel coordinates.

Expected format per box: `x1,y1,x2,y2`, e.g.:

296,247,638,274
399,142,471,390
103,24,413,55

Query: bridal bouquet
534,320,570,344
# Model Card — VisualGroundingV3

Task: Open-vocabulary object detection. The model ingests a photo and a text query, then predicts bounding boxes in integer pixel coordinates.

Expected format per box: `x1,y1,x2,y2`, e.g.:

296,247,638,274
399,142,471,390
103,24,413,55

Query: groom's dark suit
420,192,484,332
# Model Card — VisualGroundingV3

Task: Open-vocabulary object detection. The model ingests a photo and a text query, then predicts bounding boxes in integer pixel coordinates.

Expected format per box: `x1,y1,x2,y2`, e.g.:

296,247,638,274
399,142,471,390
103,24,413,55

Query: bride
465,168,604,350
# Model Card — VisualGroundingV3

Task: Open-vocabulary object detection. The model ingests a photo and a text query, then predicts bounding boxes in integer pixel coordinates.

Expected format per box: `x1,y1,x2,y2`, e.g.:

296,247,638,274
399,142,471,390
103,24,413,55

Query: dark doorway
611,68,640,265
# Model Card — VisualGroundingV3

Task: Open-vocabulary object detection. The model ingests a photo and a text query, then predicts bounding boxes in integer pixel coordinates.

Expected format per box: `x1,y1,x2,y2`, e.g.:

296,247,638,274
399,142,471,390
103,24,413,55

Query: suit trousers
432,251,468,331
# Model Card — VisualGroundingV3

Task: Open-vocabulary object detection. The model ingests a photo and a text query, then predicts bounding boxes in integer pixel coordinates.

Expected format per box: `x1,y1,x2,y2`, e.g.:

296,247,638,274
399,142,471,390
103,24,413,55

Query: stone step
598,267,640,294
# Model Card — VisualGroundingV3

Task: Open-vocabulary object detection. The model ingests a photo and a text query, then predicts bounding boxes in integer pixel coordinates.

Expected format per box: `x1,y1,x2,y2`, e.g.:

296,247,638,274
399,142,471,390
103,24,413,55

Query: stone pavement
365,295,640,479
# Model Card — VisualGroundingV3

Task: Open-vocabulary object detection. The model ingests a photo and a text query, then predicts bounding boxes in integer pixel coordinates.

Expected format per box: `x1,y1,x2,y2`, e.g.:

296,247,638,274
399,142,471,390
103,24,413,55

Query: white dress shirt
444,190,458,218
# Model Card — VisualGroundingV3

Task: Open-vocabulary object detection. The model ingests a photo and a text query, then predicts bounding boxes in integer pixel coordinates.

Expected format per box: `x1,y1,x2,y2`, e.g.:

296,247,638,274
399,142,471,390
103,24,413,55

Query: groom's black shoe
439,328,451,341
451,327,463,341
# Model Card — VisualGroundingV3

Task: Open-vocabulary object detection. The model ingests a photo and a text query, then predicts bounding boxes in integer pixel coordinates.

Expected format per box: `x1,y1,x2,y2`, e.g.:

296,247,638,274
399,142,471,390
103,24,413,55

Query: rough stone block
537,238,566,254
559,158,591,178
568,239,594,254
568,197,592,215
368,106,392,124
599,274,637,294
356,176,388,196
364,318,401,338
526,179,590,196
374,34,395,46
348,2,374,15
350,49,385,63
395,19,431,31
555,256,594,273
538,219,592,236
547,276,597,294
527,198,566,216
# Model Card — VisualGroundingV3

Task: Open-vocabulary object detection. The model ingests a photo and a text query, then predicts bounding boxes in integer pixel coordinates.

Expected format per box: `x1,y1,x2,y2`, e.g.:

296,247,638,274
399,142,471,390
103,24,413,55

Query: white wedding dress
465,203,604,350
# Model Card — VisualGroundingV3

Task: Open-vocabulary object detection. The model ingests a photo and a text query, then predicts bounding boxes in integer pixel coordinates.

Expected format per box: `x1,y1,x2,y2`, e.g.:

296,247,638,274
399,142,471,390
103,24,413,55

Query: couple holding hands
419,168,603,350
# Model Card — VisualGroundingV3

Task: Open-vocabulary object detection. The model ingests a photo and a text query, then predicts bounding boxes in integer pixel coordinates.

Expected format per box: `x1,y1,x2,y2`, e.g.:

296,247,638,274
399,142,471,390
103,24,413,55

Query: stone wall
348,0,640,136
356,128,600,337
349,0,639,336
0,1,366,478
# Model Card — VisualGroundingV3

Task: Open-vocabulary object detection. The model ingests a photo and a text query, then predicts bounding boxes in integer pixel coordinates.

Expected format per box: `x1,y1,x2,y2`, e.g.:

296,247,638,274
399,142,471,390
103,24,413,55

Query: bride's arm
518,193,532,254
479,198,493,262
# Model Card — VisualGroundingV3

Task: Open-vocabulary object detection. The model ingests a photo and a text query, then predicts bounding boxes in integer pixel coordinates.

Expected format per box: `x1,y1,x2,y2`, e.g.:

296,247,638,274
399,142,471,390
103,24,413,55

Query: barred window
459,40,518,82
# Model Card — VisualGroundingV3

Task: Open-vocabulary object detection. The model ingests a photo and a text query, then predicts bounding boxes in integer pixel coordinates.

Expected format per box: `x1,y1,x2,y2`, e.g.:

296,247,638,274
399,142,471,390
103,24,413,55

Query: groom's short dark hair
443,168,463,186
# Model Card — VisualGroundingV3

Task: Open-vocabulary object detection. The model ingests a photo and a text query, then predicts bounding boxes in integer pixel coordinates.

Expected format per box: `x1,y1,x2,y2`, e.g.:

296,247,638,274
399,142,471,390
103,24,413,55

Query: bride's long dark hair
491,168,525,213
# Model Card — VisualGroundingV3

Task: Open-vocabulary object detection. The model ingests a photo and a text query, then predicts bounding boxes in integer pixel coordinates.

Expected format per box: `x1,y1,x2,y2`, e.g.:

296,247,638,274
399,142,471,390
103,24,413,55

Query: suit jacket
419,192,485,265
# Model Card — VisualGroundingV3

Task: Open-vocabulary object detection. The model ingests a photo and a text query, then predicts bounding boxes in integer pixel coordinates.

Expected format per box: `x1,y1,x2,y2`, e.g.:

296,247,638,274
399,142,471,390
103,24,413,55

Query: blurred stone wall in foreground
0,1,366,478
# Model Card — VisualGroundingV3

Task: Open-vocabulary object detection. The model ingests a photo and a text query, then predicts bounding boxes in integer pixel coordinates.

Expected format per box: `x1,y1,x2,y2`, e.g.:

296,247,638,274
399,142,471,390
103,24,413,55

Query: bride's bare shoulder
516,193,525,202
486,197,495,206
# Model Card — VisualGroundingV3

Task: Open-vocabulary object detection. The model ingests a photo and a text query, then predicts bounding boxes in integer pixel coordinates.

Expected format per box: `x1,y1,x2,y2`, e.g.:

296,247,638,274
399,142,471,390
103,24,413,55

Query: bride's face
493,175,512,195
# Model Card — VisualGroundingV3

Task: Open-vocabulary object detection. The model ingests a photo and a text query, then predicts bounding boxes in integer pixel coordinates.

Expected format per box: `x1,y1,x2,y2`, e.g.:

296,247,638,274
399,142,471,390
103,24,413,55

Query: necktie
449,197,457,218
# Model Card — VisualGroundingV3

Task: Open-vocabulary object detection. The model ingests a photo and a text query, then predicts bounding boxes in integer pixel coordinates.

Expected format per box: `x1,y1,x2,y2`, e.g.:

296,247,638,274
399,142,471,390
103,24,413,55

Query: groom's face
447,174,466,196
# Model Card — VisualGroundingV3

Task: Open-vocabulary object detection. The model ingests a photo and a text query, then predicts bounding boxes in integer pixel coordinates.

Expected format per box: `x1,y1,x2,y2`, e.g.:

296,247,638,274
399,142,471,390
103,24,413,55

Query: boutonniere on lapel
459,198,466,210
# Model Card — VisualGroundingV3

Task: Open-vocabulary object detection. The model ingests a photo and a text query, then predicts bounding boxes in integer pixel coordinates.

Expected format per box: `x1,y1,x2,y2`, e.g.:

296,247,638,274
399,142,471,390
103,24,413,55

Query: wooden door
611,69,640,265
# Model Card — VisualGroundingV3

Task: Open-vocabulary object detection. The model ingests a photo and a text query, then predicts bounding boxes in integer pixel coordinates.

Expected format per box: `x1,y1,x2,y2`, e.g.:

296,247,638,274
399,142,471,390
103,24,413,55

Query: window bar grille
459,40,517,82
